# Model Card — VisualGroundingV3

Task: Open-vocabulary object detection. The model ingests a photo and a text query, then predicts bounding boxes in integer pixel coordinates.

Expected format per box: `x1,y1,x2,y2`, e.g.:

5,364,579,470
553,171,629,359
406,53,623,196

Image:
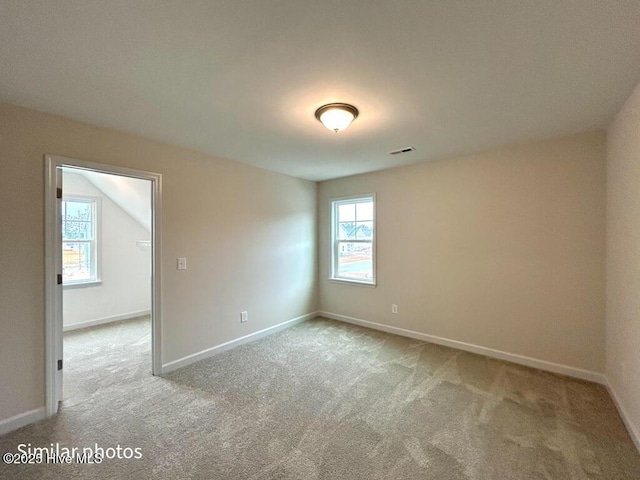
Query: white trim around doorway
44,155,163,417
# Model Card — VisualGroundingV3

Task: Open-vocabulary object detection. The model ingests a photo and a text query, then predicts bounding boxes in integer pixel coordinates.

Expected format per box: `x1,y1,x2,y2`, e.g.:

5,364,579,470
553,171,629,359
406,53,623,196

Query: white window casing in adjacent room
62,196,101,286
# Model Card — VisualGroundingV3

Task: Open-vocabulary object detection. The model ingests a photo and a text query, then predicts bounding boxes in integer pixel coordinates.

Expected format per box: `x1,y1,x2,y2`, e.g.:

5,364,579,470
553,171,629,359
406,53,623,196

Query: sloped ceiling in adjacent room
75,170,151,233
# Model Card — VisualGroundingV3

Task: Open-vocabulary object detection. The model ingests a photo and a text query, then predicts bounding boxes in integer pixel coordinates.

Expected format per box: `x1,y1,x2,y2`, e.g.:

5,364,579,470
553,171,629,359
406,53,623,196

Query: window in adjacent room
330,194,376,285
62,196,100,285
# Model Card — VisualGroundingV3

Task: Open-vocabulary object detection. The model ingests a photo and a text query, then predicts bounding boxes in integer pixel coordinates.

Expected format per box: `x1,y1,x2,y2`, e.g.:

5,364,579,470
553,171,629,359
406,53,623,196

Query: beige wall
319,132,606,373
0,102,317,421
606,81,640,442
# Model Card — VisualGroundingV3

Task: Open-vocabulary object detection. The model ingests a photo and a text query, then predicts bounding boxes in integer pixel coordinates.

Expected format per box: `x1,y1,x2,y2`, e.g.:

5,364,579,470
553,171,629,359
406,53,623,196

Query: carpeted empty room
3,2,640,480
0,317,638,479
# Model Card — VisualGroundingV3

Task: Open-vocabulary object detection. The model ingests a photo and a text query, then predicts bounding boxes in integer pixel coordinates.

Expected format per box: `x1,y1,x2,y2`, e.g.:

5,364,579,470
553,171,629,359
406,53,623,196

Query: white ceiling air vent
388,146,416,155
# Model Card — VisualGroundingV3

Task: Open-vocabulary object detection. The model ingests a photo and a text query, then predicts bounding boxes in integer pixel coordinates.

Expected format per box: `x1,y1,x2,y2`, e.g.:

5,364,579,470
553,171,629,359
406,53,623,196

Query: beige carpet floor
0,316,639,479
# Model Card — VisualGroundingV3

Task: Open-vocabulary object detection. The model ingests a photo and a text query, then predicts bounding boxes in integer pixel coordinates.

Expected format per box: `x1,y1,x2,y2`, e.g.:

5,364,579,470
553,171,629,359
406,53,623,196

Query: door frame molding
44,155,163,417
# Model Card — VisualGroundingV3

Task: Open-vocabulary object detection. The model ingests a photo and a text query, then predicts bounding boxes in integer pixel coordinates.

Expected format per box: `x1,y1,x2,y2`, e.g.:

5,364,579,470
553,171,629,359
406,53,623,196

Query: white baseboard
0,407,46,436
63,309,151,332
605,379,640,453
319,311,606,385
323,310,640,454
162,311,318,374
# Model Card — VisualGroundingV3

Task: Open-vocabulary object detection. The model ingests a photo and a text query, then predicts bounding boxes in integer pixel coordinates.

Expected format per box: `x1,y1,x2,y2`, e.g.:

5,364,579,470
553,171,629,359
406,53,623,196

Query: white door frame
44,154,163,417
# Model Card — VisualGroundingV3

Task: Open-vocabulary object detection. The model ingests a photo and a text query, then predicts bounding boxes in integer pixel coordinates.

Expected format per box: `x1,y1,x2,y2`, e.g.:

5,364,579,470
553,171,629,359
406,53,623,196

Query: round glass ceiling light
315,103,359,133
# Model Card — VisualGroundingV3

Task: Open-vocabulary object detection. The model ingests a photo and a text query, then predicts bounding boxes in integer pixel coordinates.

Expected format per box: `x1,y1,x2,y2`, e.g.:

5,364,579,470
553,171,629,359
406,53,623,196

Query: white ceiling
1,1,639,181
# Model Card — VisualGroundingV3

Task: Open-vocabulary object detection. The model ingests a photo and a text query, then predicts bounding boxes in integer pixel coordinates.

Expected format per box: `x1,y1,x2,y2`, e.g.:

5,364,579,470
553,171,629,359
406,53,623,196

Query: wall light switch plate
177,257,187,270
241,311,248,323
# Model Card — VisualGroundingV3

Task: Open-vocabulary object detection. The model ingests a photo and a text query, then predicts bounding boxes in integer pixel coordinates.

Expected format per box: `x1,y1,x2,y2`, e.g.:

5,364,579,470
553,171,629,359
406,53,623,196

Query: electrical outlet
391,304,398,314
177,257,187,270
241,311,248,323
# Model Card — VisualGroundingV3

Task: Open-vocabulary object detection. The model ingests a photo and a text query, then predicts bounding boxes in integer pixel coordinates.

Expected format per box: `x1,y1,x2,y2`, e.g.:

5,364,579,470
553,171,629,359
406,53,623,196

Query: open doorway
61,167,152,406
44,155,163,417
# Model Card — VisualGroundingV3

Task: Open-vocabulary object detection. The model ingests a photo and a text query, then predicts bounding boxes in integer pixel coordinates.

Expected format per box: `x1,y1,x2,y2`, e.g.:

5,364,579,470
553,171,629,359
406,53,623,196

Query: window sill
63,280,102,289
328,278,376,288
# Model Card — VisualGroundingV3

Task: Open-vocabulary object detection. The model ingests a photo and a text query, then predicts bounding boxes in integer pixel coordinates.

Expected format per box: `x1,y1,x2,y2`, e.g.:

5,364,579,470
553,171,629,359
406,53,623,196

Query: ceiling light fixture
315,103,359,133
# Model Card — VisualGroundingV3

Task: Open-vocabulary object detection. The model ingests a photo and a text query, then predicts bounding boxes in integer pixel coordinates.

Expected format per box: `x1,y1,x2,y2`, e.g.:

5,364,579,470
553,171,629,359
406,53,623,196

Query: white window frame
62,195,101,287
330,194,376,286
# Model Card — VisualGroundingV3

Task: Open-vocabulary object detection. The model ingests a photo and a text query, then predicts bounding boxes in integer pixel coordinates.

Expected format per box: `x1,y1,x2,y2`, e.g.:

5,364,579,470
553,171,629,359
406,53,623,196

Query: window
62,197,99,285
331,194,376,285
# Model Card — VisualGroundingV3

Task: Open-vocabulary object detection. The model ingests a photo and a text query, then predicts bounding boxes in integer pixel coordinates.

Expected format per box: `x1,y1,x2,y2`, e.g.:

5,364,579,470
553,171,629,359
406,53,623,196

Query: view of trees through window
62,199,96,283
333,197,374,282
